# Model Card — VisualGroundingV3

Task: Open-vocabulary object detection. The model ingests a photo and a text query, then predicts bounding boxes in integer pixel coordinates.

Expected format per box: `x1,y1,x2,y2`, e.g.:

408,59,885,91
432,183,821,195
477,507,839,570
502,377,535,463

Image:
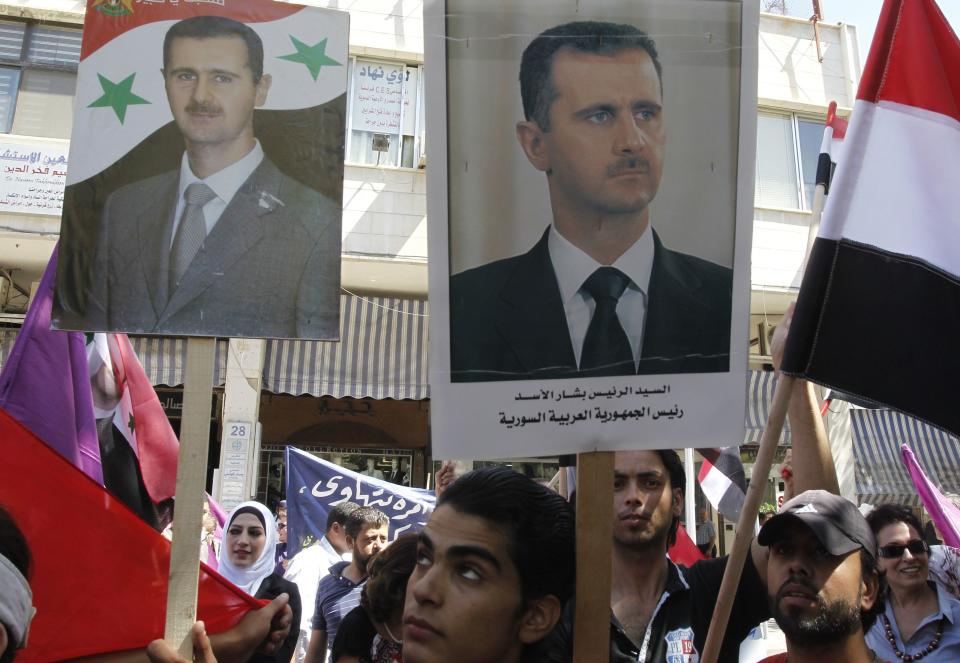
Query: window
754,111,824,211
0,21,80,139
346,57,424,169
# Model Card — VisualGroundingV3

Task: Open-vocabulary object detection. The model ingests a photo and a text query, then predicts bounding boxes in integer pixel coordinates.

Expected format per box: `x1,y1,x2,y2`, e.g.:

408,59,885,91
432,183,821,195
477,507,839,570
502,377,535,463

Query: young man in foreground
402,467,575,663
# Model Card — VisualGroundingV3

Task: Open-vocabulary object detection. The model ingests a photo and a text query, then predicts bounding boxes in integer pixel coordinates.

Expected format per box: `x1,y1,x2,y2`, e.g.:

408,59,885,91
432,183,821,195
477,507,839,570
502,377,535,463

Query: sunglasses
878,539,928,559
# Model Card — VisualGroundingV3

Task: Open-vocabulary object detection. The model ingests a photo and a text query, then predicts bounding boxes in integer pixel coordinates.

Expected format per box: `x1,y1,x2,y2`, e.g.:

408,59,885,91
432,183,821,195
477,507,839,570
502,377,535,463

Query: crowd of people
5,447,960,663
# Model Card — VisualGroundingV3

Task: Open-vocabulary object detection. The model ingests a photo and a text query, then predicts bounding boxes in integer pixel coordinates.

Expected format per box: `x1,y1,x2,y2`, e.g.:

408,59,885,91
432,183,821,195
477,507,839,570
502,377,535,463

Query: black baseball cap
758,489,877,558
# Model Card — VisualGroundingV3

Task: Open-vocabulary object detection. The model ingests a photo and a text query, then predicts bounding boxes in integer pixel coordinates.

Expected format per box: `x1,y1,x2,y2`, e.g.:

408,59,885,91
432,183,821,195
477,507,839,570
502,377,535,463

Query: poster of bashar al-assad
426,0,758,458
52,0,348,340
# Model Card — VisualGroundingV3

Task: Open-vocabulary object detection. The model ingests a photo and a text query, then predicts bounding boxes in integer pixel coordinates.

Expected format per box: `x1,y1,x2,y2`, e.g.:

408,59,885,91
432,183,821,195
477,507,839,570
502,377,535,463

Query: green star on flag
88,72,150,124
128,412,136,433
278,36,341,80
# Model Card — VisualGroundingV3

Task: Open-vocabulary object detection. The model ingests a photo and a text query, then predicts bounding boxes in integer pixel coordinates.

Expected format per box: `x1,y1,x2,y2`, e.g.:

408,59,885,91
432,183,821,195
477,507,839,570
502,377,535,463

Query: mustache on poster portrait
185,101,224,115
607,157,651,177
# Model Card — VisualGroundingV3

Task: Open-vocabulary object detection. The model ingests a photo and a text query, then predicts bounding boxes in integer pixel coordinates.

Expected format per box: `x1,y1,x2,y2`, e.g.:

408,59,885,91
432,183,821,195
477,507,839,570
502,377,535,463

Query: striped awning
127,295,427,399
0,295,427,400
262,295,428,399
128,336,229,387
851,409,960,506
744,370,791,446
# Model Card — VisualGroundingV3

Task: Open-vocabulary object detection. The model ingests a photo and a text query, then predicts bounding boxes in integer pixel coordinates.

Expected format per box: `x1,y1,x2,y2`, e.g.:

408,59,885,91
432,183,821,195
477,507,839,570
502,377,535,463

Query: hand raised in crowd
146,622,216,663
434,460,457,497
251,593,293,655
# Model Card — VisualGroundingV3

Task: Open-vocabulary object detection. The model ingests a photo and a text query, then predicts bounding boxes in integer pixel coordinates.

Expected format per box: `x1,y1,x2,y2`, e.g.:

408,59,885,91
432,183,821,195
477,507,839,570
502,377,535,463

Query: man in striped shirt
305,506,389,663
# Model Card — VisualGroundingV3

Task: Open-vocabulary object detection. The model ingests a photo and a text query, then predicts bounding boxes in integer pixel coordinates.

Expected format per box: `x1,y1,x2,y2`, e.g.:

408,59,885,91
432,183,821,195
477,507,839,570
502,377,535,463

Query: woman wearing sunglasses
865,505,960,661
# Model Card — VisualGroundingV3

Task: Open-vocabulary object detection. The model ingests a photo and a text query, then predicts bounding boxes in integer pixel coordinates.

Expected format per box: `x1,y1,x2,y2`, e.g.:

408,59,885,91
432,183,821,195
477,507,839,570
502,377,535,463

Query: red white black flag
782,0,960,436
697,447,747,522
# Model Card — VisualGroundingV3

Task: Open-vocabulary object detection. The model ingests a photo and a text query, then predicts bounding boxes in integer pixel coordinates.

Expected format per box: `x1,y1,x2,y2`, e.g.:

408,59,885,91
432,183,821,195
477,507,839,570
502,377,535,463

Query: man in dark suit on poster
450,21,732,381
83,15,340,339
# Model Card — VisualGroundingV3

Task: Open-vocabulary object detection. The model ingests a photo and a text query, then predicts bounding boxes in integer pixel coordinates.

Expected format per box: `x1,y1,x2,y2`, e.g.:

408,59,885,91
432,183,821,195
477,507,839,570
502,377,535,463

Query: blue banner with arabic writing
285,447,435,556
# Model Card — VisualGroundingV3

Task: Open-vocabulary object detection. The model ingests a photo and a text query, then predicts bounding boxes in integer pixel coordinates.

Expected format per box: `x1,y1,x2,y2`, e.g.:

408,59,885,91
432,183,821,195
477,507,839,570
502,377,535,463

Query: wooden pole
573,451,613,663
699,375,795,663
164,337,217,655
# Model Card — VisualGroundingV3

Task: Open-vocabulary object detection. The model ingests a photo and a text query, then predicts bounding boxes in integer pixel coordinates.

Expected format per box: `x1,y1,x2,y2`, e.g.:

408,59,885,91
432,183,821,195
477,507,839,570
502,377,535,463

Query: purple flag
901,444,960,548
0,244,102,483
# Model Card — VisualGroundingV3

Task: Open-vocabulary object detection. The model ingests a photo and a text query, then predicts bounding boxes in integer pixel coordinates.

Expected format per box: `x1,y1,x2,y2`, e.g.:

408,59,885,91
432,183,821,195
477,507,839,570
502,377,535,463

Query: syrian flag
87,330,181,527
67,0,349,185
697,447,747,522
782,0,960,436
816,101,848,195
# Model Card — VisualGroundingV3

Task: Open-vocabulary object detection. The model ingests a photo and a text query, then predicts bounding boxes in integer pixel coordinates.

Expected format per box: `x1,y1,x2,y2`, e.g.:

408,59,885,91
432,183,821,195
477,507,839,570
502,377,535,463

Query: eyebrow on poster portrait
51,3,350,341
425,0,757,459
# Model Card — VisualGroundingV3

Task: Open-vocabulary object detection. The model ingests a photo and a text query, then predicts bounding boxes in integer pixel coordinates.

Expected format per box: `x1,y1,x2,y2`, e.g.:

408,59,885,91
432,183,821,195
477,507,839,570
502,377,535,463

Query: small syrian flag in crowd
782,0,960,436
816,101,848,195
68,0,348,184
87,331,181,506
697,447,747,522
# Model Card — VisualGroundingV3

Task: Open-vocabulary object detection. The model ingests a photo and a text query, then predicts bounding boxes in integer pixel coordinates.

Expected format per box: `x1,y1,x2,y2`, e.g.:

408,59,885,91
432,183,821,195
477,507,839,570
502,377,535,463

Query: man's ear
344,532,355,550
861,568,881,613
517,594,562,645
671,487,684,518
516,120,551,173
255,73,272,106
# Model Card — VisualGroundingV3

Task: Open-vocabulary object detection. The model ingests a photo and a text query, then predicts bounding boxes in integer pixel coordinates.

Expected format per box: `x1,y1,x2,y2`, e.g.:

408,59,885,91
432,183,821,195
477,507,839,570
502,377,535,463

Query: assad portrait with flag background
51,0,348,340
783,0,960,437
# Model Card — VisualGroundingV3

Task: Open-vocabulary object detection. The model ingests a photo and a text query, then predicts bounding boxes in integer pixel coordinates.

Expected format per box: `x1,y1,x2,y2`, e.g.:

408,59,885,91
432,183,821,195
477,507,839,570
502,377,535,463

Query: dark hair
656,450,685,548
229,505,266,529
520,21,663,131
865,504,924,539
361,533,418,623
859,548,886,632
439,466,575,605
345,506,389,540
163,15,265,83
326,501,361,533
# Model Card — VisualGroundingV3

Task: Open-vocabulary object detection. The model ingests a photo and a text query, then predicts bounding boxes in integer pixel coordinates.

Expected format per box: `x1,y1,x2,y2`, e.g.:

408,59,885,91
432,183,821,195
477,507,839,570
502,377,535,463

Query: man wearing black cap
758,490,885,663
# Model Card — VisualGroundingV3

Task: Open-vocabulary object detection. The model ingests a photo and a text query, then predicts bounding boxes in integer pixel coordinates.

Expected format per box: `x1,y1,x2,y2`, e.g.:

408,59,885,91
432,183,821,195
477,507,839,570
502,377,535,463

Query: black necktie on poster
579,267,634,375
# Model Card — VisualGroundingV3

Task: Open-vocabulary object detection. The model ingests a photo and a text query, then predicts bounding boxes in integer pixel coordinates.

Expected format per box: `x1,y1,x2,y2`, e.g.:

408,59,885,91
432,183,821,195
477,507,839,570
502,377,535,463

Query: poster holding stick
573,452,614,663
700,376,795,663
165,338,217,652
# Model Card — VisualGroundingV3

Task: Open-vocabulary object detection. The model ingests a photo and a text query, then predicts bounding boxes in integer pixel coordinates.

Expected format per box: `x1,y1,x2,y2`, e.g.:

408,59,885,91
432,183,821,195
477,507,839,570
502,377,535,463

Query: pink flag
901,444,960,547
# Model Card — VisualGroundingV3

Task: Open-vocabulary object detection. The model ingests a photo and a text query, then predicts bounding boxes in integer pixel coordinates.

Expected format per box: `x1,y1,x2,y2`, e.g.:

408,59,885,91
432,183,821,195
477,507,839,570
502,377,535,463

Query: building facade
0,3,955,515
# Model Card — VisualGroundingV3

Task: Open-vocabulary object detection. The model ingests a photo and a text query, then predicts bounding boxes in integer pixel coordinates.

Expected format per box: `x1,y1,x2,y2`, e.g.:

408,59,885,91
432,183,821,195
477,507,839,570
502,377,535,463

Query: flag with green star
278,36,342,80
87,73,150,124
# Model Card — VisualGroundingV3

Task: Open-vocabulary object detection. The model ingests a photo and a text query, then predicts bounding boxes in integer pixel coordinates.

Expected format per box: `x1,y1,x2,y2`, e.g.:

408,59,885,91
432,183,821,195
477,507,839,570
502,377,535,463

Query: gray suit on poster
84,157,341,339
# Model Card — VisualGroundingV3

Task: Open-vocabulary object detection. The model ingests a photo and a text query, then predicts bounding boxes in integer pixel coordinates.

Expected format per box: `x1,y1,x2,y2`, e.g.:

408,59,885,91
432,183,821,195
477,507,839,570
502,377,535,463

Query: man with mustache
757,490,884,663
450,20,732,381
84,15,340,339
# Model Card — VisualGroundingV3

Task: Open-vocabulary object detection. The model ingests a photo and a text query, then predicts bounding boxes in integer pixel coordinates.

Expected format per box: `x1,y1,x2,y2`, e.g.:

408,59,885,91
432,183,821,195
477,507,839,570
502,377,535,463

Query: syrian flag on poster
68,0,348,185
815,101,848,195
697,447,747,522
782,0,960,436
